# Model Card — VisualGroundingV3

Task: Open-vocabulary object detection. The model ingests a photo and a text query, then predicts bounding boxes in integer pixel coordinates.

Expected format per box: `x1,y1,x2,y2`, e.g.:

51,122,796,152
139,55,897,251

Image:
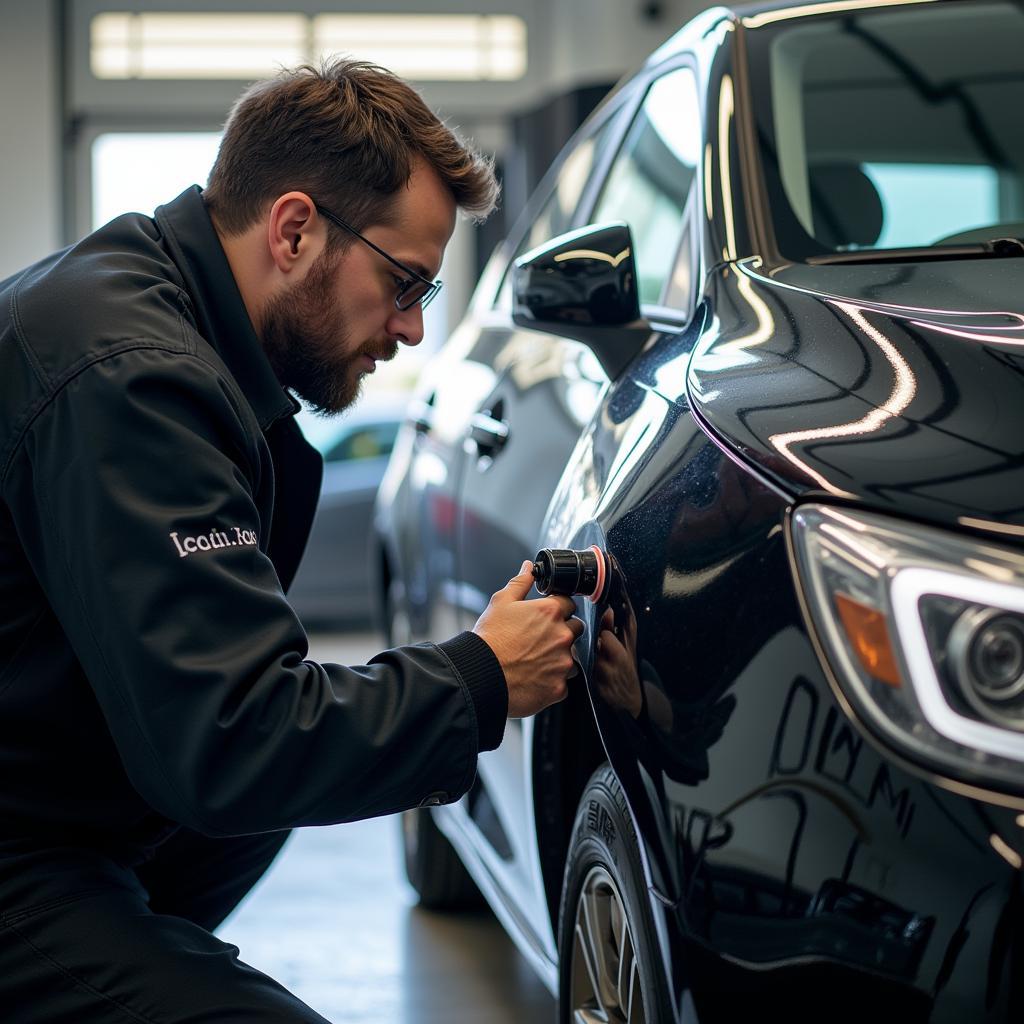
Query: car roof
722,0,955,20
649,0,965,65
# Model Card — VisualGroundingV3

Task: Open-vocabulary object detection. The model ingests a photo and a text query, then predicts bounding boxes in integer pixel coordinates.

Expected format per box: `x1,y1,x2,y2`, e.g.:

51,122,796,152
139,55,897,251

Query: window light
90,12,527,81
91,14,307,79
314,15,526,80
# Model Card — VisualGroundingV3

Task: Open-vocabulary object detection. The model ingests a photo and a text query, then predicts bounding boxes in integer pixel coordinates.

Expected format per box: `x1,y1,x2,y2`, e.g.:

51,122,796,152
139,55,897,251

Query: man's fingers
568,616,586,640
500,560,537,602
547,594,576,619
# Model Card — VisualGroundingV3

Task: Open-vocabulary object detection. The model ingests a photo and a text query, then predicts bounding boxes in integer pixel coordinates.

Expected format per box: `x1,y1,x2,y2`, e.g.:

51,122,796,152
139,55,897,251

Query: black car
374,1,1024,1020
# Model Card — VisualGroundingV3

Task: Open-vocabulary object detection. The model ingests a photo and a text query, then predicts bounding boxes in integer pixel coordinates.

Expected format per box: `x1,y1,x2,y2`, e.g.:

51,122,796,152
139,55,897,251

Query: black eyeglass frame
314,203,443,311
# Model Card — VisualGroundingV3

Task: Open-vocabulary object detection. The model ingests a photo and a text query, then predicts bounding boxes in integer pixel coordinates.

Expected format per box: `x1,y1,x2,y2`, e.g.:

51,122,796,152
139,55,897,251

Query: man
0,60,581,1021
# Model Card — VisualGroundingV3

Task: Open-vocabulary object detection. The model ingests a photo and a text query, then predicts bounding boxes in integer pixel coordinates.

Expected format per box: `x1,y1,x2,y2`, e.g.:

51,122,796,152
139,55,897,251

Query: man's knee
1,879,326,1024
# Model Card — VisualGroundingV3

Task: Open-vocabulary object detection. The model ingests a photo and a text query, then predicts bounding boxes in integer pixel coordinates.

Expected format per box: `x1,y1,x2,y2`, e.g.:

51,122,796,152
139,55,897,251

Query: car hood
686,258,1024,534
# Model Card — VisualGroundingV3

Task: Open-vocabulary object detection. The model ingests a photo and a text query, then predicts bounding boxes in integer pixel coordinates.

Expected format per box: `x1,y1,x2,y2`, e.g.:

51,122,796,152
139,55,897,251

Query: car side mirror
511,222,652,380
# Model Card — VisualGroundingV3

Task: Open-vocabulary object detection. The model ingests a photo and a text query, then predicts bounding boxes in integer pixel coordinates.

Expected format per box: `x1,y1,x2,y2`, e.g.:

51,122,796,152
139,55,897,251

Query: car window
590,66,702,308
749,1,1024,258
860,162,1000,250
324,422,399,464
497,115,620,306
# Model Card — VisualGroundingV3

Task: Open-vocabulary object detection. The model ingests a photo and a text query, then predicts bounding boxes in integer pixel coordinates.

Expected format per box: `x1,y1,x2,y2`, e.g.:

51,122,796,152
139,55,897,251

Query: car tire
401,807,484,911
558,765,673,1023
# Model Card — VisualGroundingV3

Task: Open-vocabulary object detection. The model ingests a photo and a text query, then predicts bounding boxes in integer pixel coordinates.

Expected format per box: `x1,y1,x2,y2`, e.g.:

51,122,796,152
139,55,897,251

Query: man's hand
474,560,584,718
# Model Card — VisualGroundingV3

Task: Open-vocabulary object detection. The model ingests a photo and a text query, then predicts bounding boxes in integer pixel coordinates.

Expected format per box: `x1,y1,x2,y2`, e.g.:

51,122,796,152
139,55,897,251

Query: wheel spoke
572,918,604,1016
616,914,635,1014
582,885,617,1012
572,876,610,1019
598,886,627,1013
627,953,646,1024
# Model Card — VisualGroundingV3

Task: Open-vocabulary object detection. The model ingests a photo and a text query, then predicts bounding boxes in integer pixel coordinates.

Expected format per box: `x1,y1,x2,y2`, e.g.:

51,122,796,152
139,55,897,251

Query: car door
409,100,633,955
452,325,610,953
451,63,705,959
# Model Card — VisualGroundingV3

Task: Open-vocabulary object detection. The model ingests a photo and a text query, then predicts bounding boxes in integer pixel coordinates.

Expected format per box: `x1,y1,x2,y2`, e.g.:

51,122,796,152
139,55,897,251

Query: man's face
261,163,456,415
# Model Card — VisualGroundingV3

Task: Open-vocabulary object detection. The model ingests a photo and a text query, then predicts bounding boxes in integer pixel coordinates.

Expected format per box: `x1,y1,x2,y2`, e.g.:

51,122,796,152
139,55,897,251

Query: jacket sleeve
4,345,507,836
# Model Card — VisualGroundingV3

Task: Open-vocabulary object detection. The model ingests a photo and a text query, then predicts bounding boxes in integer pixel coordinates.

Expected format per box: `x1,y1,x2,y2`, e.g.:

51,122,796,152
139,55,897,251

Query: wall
539,0,718,95
0,0,61,280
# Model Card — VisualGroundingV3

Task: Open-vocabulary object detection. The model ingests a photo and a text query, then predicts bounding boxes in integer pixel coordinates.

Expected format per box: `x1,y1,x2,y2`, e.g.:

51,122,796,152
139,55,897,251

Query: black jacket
0,187,507,854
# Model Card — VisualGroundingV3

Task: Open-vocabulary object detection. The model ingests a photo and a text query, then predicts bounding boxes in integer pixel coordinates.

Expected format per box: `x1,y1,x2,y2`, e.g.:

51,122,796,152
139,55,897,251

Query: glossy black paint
374,1,1024,1019
689,259,1024,533
557,331,1024,1019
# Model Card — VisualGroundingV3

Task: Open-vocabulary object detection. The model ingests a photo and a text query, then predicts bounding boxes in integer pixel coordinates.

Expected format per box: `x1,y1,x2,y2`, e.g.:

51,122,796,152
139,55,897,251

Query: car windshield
746,0,1024,261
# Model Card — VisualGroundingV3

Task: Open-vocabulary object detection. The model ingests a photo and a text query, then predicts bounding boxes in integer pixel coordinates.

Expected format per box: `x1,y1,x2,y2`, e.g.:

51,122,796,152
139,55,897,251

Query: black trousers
0,828,332,1023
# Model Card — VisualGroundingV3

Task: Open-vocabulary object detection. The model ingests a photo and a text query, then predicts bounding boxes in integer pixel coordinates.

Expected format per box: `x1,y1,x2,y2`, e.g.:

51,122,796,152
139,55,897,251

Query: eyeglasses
314,203,443,311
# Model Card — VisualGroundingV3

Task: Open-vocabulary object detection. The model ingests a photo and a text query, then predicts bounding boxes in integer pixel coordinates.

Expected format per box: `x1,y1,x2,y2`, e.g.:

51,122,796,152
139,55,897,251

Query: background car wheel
558,765,673,1023
401,807,484,911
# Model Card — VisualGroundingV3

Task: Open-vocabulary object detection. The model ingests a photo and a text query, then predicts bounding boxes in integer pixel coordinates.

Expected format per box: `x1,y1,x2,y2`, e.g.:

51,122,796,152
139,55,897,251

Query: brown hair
204,58,499,238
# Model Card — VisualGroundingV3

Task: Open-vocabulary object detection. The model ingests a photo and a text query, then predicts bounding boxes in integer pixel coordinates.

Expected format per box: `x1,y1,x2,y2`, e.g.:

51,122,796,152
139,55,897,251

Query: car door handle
409,395,434,436
469,412,510,457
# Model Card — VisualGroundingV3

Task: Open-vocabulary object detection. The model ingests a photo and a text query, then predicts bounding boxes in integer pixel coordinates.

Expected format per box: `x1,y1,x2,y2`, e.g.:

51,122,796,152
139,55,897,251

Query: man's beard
259,250,397,416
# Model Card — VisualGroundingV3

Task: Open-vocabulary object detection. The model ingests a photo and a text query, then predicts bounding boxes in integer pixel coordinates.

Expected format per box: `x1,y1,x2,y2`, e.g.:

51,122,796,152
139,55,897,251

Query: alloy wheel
569,865,646,1023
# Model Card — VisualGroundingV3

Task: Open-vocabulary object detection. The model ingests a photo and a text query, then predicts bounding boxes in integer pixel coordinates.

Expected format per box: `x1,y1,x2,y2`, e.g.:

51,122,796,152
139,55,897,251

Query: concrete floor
216,631,556,1023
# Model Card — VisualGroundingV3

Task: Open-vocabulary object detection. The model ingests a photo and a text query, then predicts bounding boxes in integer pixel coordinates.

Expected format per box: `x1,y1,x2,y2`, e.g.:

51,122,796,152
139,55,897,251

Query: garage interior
5,1,1022,1021
0,2,710,1020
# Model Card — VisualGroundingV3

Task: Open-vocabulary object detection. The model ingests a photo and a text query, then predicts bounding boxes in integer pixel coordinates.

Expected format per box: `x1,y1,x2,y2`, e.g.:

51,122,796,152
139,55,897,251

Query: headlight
790,504,1024,797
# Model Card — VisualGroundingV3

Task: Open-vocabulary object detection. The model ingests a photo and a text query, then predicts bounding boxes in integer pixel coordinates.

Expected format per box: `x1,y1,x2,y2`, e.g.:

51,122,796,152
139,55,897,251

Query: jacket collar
154,185,298,432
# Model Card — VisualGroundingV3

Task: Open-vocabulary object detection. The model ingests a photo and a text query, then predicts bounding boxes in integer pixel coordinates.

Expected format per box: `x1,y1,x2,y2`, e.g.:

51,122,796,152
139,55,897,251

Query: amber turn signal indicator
834,592,902,687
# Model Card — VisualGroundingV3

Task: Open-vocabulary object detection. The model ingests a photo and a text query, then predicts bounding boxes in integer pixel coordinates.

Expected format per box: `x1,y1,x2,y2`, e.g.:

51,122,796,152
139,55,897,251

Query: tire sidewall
557,766,673,1023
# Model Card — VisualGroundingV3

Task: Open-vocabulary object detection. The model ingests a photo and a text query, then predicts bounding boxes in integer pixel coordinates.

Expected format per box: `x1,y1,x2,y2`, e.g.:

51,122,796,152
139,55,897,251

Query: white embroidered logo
169,527,258,559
